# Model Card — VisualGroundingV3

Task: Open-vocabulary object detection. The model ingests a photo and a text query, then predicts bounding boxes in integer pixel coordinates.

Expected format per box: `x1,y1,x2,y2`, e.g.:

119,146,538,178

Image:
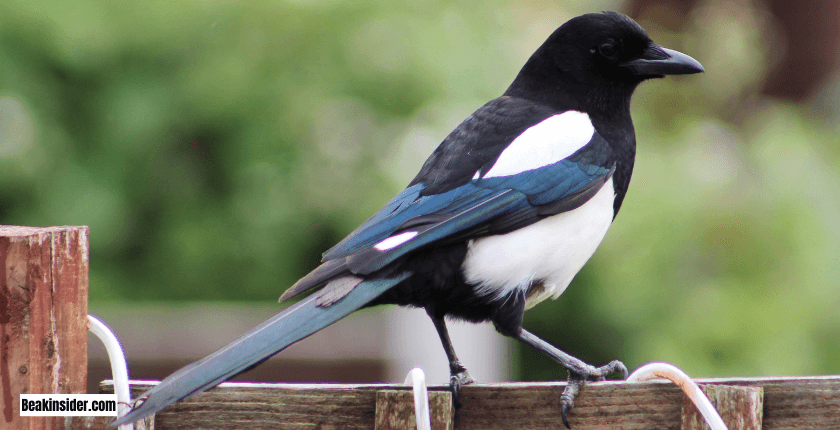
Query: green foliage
1,0,838,379
0,0,517,300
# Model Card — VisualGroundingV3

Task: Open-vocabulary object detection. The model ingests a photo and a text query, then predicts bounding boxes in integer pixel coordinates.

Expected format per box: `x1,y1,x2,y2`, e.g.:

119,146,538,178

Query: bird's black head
505,12,703,113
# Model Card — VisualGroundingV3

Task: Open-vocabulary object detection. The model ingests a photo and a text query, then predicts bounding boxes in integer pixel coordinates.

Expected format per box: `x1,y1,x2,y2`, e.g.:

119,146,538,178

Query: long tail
112,273,410,426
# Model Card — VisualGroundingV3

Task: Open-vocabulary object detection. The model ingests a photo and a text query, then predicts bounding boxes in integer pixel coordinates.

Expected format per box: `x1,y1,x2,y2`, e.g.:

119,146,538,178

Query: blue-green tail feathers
111,273,410,426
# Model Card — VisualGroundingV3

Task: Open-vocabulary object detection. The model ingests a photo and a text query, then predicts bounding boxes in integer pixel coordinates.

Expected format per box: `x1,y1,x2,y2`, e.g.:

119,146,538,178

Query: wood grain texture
681,385,763,430
97,376,840,429
375,390,452,430
0,226,89,430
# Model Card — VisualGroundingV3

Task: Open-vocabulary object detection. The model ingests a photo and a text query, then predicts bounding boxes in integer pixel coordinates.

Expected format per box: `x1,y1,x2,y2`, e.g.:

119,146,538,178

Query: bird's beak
621,45,704,77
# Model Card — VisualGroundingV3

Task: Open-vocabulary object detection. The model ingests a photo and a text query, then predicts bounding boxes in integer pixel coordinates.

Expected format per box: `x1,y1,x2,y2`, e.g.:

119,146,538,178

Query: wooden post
375,389,453,430
0,226,89,430
682,384,763,430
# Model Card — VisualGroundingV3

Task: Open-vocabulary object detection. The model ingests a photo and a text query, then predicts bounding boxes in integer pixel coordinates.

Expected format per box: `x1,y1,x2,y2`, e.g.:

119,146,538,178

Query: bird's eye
598,40,620,59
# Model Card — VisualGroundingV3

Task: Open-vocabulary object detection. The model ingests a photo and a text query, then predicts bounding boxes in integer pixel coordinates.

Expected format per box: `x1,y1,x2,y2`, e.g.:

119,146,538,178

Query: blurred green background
1,0,839,381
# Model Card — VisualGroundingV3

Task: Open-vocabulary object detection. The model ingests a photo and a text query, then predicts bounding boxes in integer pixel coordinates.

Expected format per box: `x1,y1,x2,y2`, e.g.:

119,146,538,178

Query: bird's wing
281,118,615,301
334,155,614,273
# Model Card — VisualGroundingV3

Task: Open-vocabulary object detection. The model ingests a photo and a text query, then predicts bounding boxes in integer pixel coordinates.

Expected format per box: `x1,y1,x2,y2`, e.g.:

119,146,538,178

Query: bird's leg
515,328,628,428
491,292,626,428
429,314,476,408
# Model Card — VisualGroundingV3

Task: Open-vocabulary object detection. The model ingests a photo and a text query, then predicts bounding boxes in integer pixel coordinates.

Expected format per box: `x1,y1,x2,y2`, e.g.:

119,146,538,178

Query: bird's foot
560,360,627,429
449,365,475,428
449,366,476,409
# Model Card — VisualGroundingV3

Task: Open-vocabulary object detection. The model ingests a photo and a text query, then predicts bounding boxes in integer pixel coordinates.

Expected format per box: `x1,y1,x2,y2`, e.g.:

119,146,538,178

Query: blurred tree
760,0,840,101
630,0,840,101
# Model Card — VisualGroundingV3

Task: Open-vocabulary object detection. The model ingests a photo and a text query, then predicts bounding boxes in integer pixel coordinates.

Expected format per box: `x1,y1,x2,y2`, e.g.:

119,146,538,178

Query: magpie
114,11,703,428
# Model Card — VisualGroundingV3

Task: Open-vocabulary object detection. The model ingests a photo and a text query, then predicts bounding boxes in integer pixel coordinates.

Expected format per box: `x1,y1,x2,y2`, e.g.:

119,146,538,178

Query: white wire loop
627,362,728,430
88,315,133,430
403,367,432,430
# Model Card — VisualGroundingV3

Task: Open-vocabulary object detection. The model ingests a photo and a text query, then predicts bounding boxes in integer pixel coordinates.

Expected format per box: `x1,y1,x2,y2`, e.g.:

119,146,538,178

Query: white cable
627,362,727,430
88,315,133,430
403,367,432,430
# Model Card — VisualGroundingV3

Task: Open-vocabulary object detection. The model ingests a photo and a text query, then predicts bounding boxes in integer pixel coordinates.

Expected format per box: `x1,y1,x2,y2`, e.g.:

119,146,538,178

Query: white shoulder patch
483,111,594,179
374,231,418,251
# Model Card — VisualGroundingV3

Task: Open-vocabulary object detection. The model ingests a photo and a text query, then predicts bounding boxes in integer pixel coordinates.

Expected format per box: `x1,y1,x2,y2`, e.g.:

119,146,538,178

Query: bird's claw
585,359,628,382
449,367,475,428
560,372,583,429
449,368,476,409
561,360,627,428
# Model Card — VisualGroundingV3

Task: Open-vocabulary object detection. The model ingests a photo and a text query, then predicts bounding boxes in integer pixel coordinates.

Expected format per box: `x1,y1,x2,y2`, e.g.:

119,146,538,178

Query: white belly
462,178,615,308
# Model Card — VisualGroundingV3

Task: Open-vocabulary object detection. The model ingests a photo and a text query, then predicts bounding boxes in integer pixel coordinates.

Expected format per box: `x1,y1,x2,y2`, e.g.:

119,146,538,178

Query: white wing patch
374,231,418,251
483,111,594,179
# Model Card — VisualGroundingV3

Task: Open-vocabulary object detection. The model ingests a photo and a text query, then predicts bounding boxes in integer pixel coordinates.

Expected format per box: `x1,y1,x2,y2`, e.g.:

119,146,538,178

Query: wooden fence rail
88,375,840,429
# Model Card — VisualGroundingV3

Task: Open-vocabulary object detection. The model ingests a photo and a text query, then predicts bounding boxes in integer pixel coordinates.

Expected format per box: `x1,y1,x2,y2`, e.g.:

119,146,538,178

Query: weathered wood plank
681,385,763,430
0,226,89,430
97,376,840,429
458,381,683,429
375,390,452,430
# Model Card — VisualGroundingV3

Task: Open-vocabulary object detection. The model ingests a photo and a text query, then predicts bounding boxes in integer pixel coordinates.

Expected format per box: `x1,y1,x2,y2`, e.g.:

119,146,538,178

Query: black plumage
114,11,702,428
